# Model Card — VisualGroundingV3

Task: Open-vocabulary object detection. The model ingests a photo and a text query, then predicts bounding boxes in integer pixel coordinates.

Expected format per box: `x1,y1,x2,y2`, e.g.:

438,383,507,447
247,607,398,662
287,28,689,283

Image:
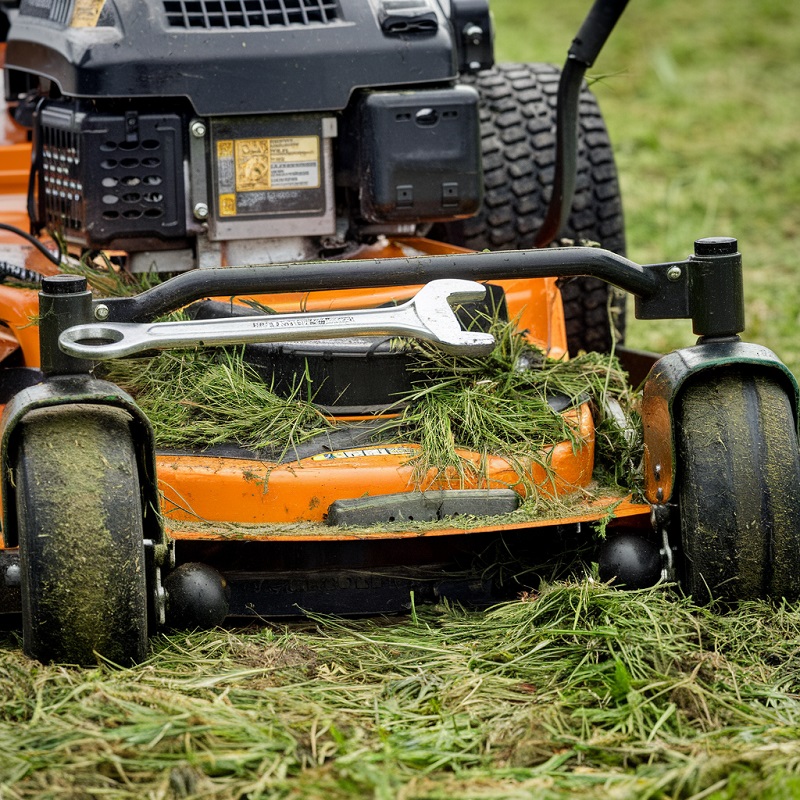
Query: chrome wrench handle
58,279,496,360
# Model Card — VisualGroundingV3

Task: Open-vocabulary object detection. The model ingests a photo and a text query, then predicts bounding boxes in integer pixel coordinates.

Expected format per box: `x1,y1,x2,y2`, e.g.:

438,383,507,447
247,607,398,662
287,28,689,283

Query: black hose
533,0,630,248
0,218,61,285
532,58,585,248
0,221,61,266
569,0,630,68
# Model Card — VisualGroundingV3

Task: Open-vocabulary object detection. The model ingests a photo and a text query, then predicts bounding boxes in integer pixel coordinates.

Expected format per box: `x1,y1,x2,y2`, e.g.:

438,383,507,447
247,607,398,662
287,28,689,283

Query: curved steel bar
100,247,659,324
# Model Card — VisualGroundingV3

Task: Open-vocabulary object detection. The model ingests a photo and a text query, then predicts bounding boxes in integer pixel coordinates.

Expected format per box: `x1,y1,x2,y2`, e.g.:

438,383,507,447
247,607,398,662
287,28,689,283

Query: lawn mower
0,0,799,667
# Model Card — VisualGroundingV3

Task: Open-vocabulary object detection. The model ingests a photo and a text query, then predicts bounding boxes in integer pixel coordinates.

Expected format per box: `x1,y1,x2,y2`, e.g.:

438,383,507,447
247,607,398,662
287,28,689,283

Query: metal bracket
636,237,744,337
650,503,676,583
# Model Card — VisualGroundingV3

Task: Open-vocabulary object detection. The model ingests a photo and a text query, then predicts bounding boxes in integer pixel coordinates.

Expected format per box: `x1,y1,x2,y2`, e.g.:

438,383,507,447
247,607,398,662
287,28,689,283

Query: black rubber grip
569,0,630,67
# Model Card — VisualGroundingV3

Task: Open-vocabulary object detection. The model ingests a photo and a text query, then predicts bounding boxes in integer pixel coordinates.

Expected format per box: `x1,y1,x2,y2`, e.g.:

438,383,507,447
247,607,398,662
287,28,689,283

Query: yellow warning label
234,136,320,192
311,447,416,461
70,0,106,27
219,193,237,217
217,140,234,159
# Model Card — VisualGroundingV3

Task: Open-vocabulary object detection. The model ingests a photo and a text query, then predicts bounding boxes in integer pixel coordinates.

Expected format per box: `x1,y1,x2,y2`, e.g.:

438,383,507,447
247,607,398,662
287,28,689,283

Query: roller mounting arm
37,236,745,375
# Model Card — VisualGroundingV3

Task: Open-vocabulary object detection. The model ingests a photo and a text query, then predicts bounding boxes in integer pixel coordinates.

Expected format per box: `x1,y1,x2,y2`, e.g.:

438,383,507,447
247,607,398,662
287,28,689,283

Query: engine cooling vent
40,123,83,233
162,0,340,28
36,103,187,248
19,0,73,25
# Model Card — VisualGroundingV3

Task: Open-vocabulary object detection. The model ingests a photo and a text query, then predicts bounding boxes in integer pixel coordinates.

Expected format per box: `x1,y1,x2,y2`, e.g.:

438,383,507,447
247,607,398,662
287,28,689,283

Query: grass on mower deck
102,313,643,512
4,581,800,799
105,349,333,458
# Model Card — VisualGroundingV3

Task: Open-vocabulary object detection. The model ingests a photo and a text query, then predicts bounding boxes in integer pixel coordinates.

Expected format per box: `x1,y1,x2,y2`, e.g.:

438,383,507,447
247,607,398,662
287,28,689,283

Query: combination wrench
58,279,496,360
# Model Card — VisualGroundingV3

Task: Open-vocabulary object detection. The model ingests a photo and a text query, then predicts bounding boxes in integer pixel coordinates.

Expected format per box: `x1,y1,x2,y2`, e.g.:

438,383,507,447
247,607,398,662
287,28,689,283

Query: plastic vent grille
95,136,169,228
37,106,186,246
162,0,339,28
19,0,73,25
41,124,83,232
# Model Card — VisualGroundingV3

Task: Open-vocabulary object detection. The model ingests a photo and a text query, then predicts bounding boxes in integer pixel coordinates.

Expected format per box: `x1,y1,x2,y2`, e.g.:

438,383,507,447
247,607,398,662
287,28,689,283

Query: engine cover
6,0,493,268
6,0,460,114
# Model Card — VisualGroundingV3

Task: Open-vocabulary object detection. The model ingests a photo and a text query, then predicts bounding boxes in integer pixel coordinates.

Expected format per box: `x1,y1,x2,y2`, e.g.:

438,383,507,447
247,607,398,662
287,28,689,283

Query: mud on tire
15,405,149,665
676,370,800,604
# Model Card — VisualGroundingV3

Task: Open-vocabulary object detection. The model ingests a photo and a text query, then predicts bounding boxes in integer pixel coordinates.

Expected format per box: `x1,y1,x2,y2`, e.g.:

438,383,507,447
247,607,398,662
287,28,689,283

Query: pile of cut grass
384,320,640,493
106,349,333,457
105,318,642,495
4,580,800,798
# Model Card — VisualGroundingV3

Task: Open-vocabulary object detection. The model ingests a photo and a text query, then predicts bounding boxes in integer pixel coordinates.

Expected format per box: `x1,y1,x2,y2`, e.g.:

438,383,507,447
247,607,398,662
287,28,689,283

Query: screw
193,202,209,220
667,266,682,281
463,23,483,45
94,303,110,321
190,120,207,138
4,563,20,587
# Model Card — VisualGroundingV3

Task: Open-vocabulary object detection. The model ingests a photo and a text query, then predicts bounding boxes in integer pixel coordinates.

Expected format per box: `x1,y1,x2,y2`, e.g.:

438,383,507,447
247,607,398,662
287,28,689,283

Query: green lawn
492,0,800,372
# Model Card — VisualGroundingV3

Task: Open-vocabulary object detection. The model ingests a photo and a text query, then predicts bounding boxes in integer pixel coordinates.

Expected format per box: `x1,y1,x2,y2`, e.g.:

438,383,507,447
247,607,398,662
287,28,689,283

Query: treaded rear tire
433,63,626,354
676,370,800,604
16,405,148,665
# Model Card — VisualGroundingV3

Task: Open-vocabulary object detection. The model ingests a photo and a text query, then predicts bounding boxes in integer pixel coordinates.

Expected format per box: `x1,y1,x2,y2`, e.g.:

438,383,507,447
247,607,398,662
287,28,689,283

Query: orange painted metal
158,403,595,527
0,143,30,194
0,47,34,199
221,237,568,359
0,322,18,362
166,497,650,542
0,284,39,366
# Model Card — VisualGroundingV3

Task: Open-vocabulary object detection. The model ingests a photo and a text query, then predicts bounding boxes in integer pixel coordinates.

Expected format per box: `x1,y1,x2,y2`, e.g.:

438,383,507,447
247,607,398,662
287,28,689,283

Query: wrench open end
412,279,496,357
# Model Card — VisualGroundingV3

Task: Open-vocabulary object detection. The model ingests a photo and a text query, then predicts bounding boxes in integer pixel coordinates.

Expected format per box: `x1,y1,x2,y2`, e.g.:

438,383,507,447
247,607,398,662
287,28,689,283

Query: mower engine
4,0,492,271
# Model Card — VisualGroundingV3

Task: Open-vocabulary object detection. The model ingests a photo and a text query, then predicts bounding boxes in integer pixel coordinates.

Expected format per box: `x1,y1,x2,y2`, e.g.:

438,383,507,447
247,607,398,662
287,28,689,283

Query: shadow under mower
0,0,797,666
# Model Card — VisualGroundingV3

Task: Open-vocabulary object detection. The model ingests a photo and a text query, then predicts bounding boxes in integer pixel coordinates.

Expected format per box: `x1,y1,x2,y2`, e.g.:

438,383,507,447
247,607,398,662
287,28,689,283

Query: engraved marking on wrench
250,315,356,329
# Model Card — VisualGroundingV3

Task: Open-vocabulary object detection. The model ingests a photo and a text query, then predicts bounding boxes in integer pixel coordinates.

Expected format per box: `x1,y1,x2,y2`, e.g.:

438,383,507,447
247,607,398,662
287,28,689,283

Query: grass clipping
379,318,641,493
106,349,333,456
4,582,800,799
104,316,642,494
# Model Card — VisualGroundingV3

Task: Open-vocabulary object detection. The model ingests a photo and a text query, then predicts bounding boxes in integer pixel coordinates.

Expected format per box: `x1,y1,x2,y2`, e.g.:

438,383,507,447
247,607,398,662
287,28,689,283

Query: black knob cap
694,237,738,257
41,274,88,295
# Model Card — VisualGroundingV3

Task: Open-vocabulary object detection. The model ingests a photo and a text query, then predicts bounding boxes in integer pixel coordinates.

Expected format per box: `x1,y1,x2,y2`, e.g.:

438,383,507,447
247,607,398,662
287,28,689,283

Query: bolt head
667,266,682,281
193,202,209,220
190,121,207,138
464,23,484,45
94,303,110,321
4,563,20,587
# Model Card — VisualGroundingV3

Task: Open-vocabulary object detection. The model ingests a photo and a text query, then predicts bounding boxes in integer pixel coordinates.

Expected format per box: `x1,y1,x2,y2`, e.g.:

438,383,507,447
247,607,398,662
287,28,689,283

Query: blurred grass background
492,0,800,373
